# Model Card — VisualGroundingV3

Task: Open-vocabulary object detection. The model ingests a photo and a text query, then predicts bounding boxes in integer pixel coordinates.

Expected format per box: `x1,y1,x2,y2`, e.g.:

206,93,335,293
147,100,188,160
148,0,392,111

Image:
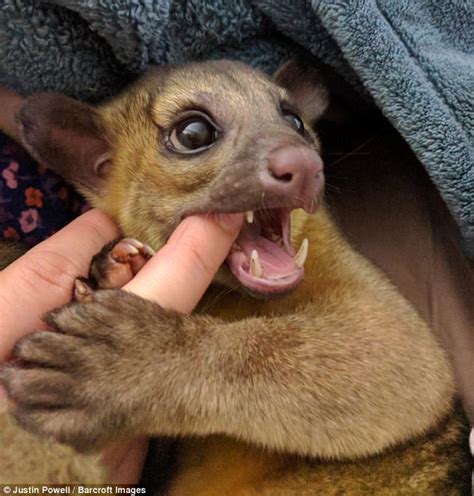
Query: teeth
268,233,280,242
250,249,263,278
294,238,309,268
246,211,254,223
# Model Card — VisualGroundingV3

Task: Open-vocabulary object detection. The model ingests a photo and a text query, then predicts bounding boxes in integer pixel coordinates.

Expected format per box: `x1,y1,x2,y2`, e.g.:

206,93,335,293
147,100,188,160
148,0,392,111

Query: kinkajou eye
283,112,305,135
168,111,220,154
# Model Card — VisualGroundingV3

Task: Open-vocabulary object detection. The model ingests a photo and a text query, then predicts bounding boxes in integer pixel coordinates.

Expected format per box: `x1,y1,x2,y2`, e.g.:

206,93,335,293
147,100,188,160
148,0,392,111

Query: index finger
0,209,119,358
125,213,243,313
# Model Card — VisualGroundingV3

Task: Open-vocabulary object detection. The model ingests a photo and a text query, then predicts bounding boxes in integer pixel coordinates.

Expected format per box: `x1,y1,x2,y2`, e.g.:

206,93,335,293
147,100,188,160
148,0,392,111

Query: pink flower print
2,161,19,189
19,208,39,233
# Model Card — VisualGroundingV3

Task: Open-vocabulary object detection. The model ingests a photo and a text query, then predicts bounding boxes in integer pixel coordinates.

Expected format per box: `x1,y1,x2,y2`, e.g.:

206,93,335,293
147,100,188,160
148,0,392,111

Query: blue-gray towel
1,0,472,255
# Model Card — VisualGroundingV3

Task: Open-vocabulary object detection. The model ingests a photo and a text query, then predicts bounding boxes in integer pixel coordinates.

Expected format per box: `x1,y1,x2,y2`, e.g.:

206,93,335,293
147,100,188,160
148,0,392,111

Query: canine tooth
250,249,263,278
294,238,309,268
246,211,254,223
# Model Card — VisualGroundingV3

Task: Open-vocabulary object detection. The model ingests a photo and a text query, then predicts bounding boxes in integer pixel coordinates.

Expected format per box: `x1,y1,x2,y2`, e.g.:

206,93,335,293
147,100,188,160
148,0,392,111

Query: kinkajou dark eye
168,111,219,154
283,112,305,135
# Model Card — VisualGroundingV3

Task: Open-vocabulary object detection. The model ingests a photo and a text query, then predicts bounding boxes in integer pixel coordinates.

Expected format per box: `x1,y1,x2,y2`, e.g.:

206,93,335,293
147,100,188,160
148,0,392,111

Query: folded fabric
0,0,472,255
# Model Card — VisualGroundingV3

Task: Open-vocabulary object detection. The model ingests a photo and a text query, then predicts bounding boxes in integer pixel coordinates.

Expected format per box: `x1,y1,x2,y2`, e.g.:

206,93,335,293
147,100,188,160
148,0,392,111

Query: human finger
125,213,243,313
0,209,119,358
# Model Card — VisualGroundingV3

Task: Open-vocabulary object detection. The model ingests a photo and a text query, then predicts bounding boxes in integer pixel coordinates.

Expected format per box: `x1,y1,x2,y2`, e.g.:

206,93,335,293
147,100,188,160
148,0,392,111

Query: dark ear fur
274,60,330,126
17,93,111,194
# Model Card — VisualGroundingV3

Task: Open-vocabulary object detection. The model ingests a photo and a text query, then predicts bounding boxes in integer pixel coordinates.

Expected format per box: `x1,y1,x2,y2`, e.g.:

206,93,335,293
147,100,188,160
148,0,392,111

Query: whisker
325,152,370,155
325,135,377,167
200,285,234,313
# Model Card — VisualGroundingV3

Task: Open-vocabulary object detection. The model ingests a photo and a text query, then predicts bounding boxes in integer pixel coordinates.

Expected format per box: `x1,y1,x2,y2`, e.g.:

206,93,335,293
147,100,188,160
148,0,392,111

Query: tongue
237,230,297,279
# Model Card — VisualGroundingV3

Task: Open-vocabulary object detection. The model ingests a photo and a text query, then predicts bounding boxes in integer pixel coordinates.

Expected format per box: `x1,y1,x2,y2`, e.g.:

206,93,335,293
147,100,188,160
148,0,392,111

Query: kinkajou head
17,60,329,297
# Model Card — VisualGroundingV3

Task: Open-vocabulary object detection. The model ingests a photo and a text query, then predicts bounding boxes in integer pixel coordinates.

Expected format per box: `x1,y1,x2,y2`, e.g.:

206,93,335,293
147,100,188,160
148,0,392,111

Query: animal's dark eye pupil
284,113,304,134
176,119,214,149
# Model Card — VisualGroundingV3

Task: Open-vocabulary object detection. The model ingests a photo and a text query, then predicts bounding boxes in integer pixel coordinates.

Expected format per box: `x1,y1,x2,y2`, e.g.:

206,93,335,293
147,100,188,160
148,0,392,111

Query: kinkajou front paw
87,237,155,290
1,289,170,451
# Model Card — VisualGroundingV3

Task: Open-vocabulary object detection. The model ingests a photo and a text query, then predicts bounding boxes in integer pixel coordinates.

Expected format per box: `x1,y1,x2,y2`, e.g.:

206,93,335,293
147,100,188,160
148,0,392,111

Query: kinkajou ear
273,59,330,126
17,93,112,195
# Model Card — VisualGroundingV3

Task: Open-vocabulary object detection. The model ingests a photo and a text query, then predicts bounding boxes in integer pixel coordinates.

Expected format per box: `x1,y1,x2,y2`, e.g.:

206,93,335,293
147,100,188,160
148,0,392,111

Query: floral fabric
0,132,88,246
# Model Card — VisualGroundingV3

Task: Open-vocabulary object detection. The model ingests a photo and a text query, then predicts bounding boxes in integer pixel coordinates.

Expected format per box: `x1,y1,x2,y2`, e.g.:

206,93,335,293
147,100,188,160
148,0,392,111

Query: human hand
0,208,243,483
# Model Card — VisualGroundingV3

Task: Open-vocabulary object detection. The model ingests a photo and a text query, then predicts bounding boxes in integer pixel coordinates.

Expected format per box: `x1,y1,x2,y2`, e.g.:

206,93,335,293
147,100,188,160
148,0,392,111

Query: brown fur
0,401,104,484
169,407,470,496
0,60,470,492
0,240,28,270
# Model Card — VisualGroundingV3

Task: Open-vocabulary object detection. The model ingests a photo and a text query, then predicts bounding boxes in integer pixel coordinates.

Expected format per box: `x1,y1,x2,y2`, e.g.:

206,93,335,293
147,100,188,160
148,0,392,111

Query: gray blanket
1,0,472,255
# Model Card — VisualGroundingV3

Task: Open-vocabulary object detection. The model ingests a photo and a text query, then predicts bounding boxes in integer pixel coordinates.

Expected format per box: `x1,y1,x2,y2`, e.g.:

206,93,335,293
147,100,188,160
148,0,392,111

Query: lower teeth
250,249,264,278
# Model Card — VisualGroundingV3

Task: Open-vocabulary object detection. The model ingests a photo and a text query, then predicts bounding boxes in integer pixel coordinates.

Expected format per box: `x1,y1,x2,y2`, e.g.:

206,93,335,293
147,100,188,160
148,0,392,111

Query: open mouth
226,208,309,296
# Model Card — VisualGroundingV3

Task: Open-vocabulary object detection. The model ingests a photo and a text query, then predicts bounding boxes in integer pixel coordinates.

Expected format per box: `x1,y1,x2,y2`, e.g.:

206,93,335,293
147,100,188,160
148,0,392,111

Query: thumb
124,213,243,314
